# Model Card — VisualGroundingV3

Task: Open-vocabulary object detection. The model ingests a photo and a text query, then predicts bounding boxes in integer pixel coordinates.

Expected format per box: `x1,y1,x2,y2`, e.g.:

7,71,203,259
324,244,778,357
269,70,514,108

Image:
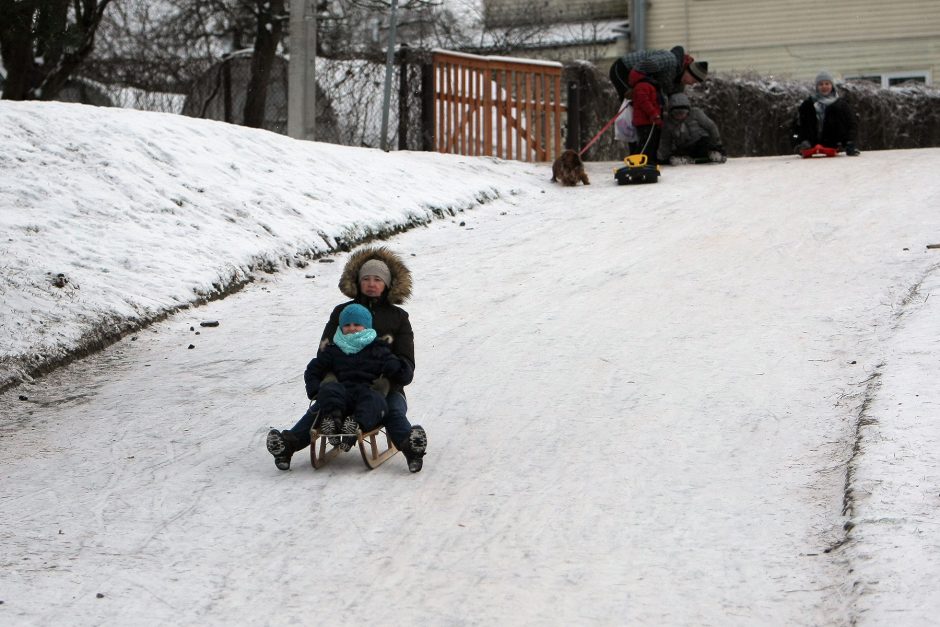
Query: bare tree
86,0,288,127
316,0,448,60
0,0,113,100
244,0,286,127
85,1,207,94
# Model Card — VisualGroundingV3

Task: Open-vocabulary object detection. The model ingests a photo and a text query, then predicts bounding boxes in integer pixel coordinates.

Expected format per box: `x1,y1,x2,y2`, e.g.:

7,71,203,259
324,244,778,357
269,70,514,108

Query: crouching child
657,92,727,165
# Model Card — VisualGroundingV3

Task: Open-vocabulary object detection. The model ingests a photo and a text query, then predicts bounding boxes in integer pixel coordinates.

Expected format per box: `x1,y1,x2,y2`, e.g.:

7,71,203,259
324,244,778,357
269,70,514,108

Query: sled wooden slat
358,427,399,470
309,426,399,470
309,430,344,469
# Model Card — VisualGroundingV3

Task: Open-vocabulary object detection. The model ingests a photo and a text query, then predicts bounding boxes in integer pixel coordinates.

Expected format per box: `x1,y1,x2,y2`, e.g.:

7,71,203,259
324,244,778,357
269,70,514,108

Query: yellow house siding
642,0,940,82
485,0,624,27
647,0,940,48
697,38,937,83
505,40,626,64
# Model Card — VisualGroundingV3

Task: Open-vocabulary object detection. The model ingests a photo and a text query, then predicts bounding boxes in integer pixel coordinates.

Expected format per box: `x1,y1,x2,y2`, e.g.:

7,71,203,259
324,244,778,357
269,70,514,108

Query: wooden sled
310,425,399,470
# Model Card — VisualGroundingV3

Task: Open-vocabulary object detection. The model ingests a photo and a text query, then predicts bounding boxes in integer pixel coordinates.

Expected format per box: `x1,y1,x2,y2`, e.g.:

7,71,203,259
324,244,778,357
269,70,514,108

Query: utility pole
379,0,400,152
632,0,646,51
288,0,317,140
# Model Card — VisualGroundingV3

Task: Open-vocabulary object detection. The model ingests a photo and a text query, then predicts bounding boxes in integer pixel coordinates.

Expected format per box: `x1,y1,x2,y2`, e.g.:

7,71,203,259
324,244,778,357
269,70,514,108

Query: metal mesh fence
178,51,430,150
180,52,290,135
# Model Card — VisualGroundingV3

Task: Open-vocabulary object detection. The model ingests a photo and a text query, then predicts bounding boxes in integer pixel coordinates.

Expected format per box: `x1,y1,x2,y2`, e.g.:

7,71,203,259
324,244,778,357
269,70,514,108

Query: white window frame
847,70,932,88
884,70,931,87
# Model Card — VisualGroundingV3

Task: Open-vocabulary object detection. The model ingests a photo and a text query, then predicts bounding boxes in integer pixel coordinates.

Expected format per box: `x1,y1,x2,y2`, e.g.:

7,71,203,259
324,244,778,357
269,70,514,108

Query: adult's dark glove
845,142,860,156
382,358,402,378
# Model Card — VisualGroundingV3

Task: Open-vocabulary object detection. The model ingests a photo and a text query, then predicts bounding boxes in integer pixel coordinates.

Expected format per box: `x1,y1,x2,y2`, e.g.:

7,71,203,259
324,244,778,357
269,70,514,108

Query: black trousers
630,125,662,164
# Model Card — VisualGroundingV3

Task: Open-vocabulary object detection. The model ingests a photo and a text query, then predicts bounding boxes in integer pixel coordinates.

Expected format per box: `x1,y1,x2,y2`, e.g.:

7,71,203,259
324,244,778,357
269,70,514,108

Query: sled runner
310,425,399,470
800,144,838,158
615,153,661,185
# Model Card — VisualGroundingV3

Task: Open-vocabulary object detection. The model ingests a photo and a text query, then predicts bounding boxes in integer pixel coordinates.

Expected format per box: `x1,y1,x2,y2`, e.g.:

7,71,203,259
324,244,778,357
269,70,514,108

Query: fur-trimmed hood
338,246,412,304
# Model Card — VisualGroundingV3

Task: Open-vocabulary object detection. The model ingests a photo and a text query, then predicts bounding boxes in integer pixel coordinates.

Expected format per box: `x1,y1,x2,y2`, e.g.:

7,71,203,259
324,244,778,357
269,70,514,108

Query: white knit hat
358,259,392,286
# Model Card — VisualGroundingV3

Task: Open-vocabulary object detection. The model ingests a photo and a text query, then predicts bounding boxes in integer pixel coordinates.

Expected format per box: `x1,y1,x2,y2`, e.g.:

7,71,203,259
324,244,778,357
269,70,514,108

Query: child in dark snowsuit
304,303,413,452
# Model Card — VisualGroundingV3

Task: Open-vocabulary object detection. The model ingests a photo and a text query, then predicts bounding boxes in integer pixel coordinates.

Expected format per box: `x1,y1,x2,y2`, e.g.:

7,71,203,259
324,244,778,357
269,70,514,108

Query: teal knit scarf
812,88,839,134
333,327,377,355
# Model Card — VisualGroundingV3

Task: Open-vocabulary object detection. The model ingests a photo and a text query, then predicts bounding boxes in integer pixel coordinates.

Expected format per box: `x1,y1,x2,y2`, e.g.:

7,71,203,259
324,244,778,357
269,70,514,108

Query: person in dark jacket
609,45,708,100
266,246,428,472
305,303,412,452
794,71,860,156
657,92,726,164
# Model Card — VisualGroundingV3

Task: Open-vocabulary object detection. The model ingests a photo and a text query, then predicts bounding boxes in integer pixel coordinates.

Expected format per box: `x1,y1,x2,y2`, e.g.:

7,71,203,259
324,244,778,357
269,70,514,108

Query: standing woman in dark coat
794,71,860,156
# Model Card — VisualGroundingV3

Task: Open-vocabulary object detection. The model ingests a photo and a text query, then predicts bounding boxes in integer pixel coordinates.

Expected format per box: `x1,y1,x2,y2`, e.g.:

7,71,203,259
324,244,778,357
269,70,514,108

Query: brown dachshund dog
551,149,590,186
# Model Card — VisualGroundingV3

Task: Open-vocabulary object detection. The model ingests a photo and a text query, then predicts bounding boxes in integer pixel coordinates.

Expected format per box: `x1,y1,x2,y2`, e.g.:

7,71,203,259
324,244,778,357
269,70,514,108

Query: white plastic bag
614,99,636,143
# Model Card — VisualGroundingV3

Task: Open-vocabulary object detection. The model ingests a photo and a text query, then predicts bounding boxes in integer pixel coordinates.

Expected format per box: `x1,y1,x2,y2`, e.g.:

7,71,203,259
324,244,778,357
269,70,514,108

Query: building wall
643,0,940,84
494,40,625,65
485,0,625,28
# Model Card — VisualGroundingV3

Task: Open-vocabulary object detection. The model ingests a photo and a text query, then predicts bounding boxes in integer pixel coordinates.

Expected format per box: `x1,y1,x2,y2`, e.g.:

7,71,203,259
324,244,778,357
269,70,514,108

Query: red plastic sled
800,144,838,158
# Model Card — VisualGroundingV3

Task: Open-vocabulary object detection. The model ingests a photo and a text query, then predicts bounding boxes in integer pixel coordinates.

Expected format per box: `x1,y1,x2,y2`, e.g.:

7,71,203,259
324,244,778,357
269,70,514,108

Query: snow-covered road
3,153,939,626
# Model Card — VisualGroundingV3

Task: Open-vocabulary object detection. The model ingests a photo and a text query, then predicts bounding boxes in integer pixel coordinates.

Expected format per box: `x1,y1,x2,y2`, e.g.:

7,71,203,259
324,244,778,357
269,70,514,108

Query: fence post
566,80,579,151
398,46,409,151
223,58,233,124
421,61,434,151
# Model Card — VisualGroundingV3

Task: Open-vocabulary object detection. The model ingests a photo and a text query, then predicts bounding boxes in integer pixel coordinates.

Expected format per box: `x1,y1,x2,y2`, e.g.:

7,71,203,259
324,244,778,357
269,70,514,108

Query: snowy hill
1,101,939,625
0,101,543,392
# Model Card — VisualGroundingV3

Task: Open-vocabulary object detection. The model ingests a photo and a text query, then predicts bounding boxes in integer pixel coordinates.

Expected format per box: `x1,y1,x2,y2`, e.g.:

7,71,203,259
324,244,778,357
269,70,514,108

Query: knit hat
358,259,392,287
815,71,834,85
669,92,691,110
339,303,373,329
687,60,708,82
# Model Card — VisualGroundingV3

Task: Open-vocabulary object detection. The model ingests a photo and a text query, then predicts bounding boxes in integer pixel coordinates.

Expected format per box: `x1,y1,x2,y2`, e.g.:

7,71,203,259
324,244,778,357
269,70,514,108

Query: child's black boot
339,416,359,452
317,410,343,447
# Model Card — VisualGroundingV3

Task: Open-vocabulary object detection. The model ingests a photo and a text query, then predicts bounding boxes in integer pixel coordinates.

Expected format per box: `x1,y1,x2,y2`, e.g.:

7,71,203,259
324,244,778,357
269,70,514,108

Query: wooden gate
432,50,565,162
